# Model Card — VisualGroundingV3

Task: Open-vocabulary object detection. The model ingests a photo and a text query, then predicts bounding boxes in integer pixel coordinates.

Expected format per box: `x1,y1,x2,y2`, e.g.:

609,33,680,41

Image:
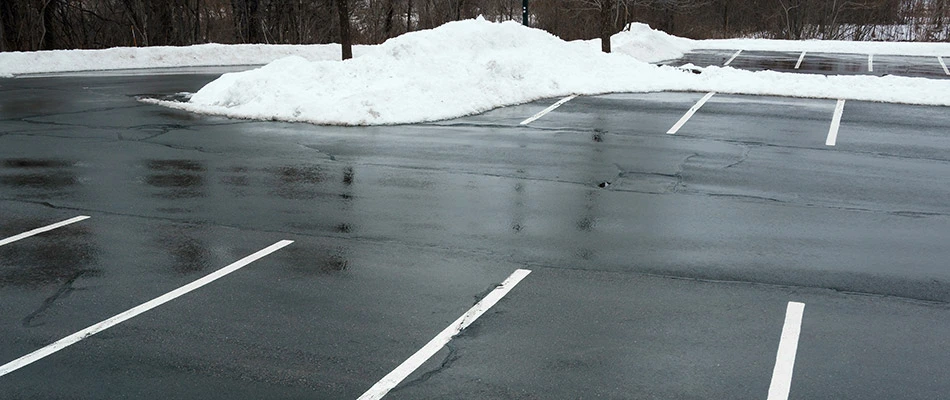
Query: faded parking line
826,99,846,146
939,56,949,75
0,239,293,378
0,215,90,247
520,95,577,125
795,52,806,69
358,269,532,400
667,92,716,135
724,50,743,66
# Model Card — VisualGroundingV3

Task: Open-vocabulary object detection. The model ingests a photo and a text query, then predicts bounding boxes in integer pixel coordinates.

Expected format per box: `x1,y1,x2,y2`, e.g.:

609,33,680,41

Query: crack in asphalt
671,153,700,193
391,342,462,393
22,270,88,328
724,145,752,169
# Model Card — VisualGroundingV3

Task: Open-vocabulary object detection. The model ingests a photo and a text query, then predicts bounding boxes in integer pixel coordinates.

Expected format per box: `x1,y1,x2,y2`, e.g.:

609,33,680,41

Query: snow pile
607,23,694,63
0,43,369,77
153,17,950,125
605,22,950,61
160,18,688,125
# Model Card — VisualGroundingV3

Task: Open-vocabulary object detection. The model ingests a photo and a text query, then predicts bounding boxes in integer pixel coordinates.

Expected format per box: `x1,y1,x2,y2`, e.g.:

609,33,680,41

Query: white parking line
724,50,743,66
868,54,874,72
667,92,716,135
795,51,806,69
520,95,577,125
939,56,950,75
0,239,293,378
767,301,806,400
826,99,846,146
0,215,90,247
357,269,532,400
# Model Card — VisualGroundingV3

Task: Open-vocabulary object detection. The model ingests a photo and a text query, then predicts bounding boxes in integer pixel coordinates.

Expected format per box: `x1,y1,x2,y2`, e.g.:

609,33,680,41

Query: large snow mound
152,18,950,125
0,43,368,77
162,18,688,125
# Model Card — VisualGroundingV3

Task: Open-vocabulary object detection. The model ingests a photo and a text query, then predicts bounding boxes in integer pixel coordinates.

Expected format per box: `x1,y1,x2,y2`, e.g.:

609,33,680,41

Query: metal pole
522,0,529,26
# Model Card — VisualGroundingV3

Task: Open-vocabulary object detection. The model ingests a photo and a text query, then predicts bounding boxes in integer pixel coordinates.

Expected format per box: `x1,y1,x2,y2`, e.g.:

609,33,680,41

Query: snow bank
152,18,950,126
607,22,950,62
0,43,370,77
673,67,950,105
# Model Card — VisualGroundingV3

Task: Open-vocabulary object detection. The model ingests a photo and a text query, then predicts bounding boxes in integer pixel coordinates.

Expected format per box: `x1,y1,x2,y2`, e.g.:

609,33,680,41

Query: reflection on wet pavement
269,164,329,200
0,158,79,196
278,245,349,275
0,217,100,328
0,218,99,288
144,159,206,199
154,224,213,274
3,159,74,168
665,50,949,79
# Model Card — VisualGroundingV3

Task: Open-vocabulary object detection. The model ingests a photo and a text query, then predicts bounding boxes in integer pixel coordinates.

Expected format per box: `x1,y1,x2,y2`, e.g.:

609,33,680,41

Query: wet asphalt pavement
1,64,950,399
666,49,950,79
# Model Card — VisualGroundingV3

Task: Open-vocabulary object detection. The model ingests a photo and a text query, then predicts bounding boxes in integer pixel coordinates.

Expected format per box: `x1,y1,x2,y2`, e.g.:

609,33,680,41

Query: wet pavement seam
0,104,149,122
520,261,950,307
0,197,519,261
437,112,950,165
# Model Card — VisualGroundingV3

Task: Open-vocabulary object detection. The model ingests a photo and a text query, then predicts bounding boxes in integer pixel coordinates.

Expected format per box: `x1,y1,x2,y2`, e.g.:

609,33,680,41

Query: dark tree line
1,0,947,52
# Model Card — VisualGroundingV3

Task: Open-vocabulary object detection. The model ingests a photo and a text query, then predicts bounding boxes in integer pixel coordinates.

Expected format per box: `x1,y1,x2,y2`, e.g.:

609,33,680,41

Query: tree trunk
0,1,7,51
231,0,259,42
194,0,201,43
406,0,412,32
384,0,394,38
599,0,612,53
336,0,352,59
42,0,57,50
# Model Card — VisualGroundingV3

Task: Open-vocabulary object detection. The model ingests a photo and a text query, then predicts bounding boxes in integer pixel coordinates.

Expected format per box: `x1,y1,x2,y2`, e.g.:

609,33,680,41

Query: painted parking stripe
520,95,577,125
724,50,743,66
0,240,294,378
939,56,950,75
667,92,716,135
868,54,874,72
358,269,532,400
826,99,846,146
767,301,806,400
0,215,90,247
795,51,806,69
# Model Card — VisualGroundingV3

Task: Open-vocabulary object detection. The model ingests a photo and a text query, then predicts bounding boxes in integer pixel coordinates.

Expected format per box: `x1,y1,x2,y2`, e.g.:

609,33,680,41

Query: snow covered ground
4,18,950,125
0,43,370,77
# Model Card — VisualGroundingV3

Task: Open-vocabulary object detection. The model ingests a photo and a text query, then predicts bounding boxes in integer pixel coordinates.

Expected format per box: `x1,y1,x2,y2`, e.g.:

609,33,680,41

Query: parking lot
665,49,950,78
2,53,950,399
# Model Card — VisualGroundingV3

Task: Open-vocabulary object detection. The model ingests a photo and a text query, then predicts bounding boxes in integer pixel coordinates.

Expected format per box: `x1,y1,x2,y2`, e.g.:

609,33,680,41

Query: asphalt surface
665,49,950,79
1,65,950,399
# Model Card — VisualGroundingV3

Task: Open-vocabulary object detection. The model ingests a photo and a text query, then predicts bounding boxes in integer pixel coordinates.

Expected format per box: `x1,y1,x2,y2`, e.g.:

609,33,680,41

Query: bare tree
337,0,353,59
